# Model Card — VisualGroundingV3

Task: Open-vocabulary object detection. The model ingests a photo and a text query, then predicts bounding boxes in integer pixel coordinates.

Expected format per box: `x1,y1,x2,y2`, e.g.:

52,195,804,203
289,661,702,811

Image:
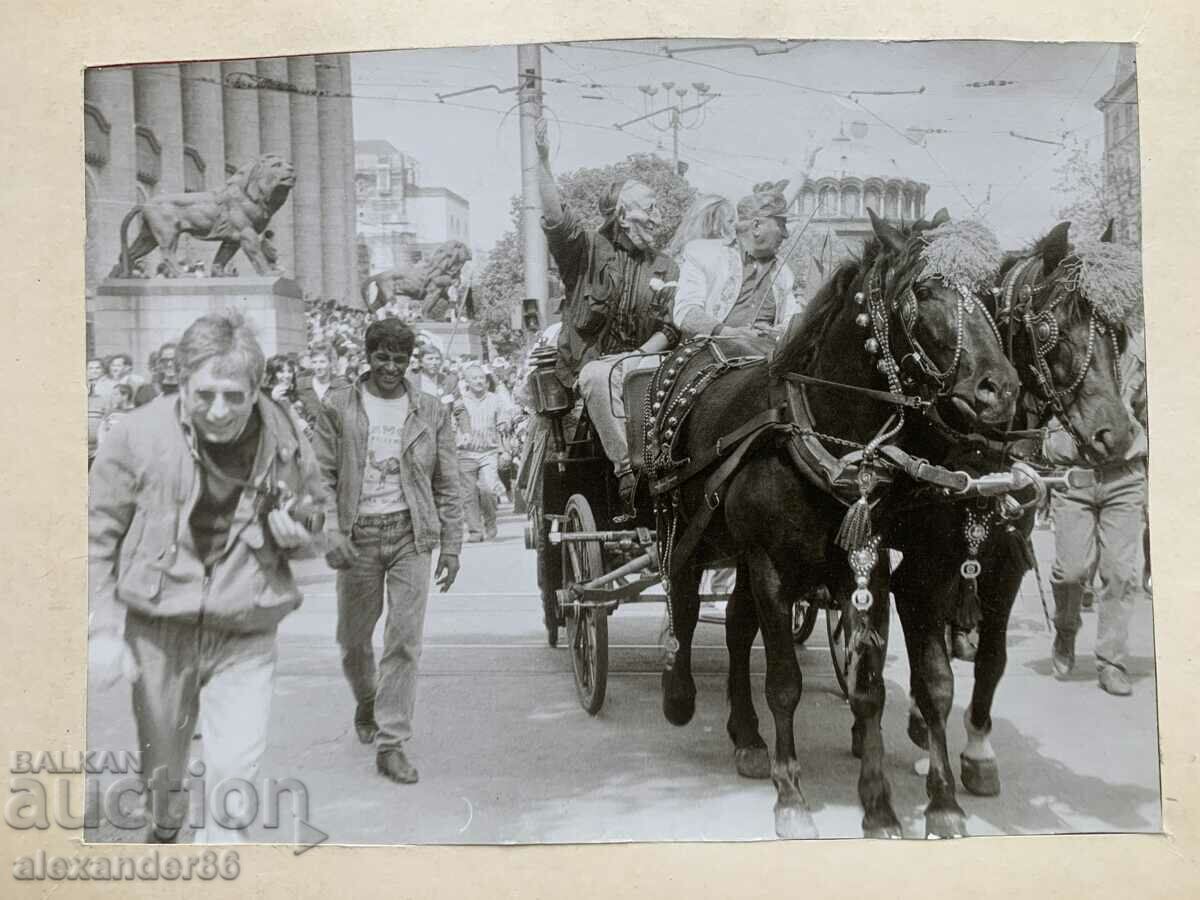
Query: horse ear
930,207,950,227
1100,218,1115,243
868,207,906,255
1041,221,1071,276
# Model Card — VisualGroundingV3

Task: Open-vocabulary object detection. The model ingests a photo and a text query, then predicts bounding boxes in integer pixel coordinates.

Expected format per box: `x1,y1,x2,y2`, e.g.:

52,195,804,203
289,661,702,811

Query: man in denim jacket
88,311,326,842
313,317,463,785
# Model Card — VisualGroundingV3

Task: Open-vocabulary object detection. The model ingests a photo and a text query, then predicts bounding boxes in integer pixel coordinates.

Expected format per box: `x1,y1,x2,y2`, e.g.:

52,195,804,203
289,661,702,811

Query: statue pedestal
89,276,306,366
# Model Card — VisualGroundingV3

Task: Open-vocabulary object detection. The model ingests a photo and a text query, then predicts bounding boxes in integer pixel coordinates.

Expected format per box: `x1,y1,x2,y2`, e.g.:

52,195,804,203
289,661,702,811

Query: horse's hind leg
849,564,903,839
893,559,967,839
747,545,817,839
661,562,702,726
726,558,769,778
962,560,1023,797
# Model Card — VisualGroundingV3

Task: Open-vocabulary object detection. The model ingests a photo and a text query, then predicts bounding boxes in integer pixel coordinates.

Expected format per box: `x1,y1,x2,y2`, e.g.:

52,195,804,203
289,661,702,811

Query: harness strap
667,420,789,580
782,372,930,410
650,406,785,494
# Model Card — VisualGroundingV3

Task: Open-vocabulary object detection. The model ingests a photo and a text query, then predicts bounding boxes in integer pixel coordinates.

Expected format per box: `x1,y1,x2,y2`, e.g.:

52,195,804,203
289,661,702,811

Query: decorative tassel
836,496,873,551
956,573,982,631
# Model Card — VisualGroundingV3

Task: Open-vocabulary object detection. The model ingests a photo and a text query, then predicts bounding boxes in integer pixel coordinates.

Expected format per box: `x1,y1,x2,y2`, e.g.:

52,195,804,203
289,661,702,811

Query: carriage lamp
529,368,572,415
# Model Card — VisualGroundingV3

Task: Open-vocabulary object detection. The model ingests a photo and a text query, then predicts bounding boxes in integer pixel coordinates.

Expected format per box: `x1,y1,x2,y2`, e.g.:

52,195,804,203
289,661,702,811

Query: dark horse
890,220,1139,832
654,210,1019,838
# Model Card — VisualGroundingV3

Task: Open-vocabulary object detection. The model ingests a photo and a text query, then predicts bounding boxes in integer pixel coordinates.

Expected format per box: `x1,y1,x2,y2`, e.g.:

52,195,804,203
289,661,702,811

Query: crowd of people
89,297,533,544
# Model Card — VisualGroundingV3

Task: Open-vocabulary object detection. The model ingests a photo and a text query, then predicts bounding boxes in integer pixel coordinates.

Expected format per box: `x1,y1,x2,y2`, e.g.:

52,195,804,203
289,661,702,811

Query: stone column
180,62,224,190
340,60,357,309
341,55,360,307
288,56,323,299
316,55,349,303
256,57,296,276
221,61,260,175
84,67,137,291
133,64,184,193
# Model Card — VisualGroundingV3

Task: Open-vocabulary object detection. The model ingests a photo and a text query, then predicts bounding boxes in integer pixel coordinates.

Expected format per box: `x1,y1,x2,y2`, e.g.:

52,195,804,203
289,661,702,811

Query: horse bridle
997,254,1123,462
862,257,998,404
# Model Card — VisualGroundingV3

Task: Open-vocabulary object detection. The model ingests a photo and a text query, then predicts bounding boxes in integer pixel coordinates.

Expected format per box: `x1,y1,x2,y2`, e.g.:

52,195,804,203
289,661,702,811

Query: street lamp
631,80,719,171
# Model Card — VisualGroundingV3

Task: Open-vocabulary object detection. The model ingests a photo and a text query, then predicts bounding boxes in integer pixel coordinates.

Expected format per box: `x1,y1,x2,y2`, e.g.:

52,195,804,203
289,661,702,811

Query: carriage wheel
826,596,853,699
792,599,821,646
562,494,609,715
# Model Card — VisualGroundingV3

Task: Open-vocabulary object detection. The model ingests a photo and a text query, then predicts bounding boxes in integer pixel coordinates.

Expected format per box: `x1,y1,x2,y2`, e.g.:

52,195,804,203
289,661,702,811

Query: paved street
87,507,1160,844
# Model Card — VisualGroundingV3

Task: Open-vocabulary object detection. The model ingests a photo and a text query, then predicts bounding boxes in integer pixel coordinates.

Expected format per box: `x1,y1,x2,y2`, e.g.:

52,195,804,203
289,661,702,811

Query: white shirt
358,389,411,514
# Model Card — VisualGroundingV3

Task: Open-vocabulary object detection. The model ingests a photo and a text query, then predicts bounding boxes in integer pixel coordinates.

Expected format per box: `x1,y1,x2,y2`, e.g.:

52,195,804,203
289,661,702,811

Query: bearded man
673,181,798,342
535,119,679,509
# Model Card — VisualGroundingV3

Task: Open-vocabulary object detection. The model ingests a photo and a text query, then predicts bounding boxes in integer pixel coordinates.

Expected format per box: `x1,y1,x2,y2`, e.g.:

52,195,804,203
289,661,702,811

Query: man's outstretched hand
534,117,551,162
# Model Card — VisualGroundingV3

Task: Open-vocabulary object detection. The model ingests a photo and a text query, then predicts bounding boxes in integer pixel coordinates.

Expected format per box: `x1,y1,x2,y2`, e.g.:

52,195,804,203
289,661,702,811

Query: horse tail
117,206,142,276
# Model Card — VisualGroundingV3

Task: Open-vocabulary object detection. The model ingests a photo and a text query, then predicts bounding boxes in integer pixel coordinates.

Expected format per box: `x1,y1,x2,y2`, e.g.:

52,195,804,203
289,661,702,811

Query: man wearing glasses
313,317,463,785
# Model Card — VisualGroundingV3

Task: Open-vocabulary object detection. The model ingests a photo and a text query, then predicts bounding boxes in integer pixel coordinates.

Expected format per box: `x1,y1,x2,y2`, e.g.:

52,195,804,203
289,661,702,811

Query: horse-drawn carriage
520,342,853,714
515,210,1137,840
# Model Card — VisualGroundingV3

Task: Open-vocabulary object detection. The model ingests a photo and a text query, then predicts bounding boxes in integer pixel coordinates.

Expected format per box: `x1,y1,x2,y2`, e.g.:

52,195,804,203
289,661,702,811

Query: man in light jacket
88,311,325,843
313,317,463,785
673,181,798,342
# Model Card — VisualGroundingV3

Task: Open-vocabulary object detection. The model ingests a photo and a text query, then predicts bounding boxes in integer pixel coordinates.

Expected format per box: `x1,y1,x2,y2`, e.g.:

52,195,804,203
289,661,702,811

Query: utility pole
517,44,549,329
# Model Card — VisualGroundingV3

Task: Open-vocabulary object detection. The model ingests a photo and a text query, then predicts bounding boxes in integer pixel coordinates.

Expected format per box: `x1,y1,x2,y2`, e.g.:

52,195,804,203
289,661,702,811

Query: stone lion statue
360,240,472,318
110,154,296,278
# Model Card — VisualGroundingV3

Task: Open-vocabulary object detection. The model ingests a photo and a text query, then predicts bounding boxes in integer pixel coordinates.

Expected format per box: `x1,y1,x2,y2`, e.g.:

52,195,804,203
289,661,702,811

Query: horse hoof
925,805,968,839
907,711,930,751
661,672,695,726
774,804,819,840
734,747,771,780
960,754,1001,797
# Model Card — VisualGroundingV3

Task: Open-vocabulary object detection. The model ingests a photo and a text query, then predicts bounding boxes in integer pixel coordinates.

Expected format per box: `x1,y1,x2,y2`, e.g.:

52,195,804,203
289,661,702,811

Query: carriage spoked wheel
562,494,609,715
826,595,853,700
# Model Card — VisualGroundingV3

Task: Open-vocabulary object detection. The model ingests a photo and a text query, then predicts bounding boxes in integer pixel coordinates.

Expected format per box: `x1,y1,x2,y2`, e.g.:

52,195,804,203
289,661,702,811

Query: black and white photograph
80,37,1156,847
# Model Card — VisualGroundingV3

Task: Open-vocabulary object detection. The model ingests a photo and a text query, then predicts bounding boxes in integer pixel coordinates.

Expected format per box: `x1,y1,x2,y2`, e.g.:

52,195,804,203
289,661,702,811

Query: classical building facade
84,56,357,304
788,129,931,295
1096,45,1140,246
354,139,471,270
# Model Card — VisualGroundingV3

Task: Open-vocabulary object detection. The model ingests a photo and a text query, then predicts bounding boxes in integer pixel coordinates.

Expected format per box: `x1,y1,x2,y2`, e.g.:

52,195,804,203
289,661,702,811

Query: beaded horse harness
998,254,1124,463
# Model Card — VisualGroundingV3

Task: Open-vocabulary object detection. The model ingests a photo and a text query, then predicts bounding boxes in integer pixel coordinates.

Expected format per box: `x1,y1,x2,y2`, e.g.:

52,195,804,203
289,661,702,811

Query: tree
1053,135,1141,245
475,153,695,353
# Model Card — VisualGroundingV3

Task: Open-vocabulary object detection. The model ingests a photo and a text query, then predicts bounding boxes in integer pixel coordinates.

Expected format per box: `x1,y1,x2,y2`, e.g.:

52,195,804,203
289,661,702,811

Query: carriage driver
535,118,681,510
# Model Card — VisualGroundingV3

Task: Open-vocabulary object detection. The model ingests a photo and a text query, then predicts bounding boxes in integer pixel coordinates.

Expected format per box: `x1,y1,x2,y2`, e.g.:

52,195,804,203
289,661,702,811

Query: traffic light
522,297,541,332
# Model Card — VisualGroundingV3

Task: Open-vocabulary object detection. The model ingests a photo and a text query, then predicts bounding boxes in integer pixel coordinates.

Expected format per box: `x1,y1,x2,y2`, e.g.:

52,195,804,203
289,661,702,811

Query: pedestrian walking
313,317,463,785
88,310,325,842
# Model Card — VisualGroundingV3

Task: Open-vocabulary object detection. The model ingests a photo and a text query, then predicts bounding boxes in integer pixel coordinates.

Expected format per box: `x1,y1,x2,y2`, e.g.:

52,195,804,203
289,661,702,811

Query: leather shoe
376,748,419,784
951,628,977,662
1051,631,1075,680
1098,664,1132,696
354,700,378,744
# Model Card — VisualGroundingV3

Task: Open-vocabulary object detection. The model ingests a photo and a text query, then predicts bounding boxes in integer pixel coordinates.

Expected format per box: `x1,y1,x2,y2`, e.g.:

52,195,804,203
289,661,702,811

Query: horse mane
770,225,929,376
770,257,863,375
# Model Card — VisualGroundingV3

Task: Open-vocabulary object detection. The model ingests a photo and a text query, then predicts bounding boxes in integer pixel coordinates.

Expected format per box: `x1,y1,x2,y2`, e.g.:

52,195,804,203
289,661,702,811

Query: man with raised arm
535,118,680,510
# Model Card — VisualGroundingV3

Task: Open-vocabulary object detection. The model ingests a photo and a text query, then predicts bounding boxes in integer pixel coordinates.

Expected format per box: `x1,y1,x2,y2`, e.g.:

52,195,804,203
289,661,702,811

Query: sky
350,39,1129,253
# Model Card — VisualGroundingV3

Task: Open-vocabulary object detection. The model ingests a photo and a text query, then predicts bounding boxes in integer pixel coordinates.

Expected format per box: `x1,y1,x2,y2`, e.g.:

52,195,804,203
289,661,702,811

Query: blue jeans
336,511,433,751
